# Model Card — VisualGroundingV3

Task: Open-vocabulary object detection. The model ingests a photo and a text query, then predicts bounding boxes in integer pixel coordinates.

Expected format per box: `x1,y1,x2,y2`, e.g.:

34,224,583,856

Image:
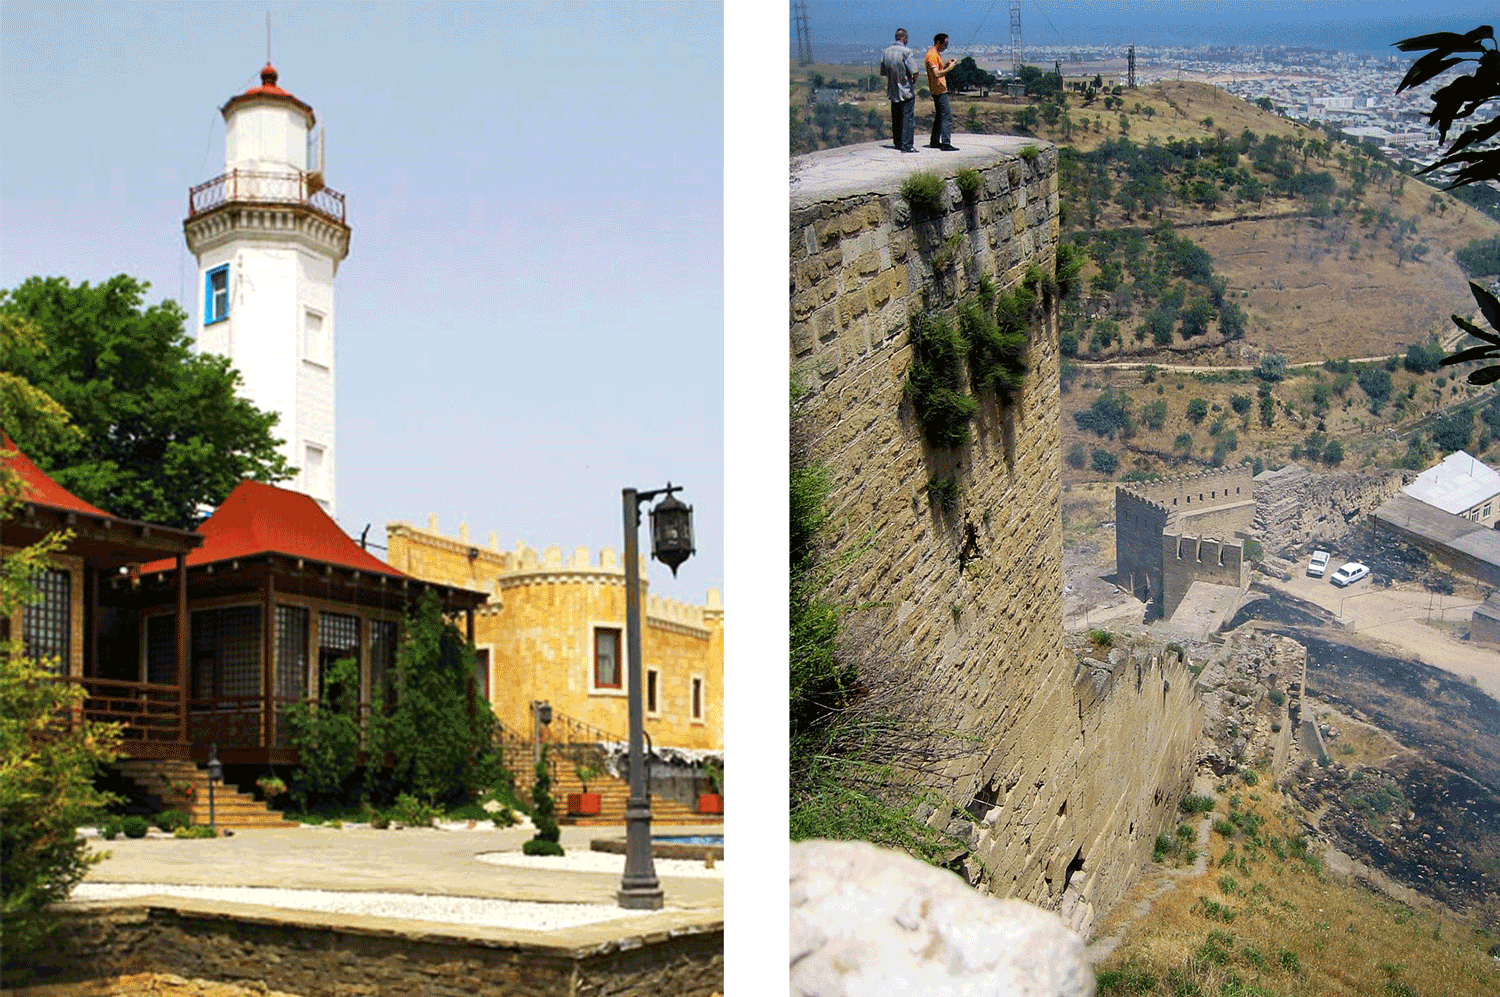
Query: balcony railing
66,676,183,742
188,169,346,224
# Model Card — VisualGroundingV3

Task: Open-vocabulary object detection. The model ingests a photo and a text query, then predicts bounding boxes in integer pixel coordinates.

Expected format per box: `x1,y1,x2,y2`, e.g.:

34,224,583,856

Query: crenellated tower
184,64,350,516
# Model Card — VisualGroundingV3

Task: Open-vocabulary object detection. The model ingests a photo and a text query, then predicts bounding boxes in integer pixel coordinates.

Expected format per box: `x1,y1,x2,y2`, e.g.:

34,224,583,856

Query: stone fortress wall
1117,466,1254,619
790,137,1202,935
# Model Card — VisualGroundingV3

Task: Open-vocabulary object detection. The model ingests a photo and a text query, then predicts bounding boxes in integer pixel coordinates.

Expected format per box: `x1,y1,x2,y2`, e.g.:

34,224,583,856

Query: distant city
800,40,1491,190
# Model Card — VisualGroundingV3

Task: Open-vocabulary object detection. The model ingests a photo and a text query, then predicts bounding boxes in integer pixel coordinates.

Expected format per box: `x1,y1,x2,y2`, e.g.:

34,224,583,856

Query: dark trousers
889,97,915,151
930,92,951,146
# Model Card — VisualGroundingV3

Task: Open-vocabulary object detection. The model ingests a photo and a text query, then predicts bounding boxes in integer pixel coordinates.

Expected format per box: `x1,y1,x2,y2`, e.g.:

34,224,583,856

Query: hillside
791,69,1500,484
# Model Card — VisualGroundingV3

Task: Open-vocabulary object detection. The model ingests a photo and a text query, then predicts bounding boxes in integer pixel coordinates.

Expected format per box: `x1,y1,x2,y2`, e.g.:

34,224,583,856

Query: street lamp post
206,742,222,834
617,482,694,910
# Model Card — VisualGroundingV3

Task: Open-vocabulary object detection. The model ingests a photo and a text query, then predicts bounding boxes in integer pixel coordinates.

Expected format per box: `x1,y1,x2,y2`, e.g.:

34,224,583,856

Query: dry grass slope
1095,773,1500,997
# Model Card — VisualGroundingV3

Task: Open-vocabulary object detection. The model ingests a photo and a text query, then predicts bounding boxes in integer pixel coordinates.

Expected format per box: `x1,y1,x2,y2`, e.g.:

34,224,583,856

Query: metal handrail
188,168,346,224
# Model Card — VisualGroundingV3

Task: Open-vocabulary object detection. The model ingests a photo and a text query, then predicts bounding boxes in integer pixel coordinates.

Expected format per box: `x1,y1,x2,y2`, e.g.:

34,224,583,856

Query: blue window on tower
205,265,230,324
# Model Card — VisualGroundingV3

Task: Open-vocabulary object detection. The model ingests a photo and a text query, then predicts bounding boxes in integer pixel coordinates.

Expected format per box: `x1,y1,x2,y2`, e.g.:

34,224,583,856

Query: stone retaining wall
1253,463,1406,555
790,140,1202,936
9,901,723,997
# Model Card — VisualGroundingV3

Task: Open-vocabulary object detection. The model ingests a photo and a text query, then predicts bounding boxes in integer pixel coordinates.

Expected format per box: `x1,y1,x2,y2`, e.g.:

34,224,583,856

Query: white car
1330,562,1370,587
1307,551,1331,577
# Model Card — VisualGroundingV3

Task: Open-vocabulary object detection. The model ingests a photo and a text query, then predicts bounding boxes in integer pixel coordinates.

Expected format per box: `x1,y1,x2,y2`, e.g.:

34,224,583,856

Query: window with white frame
594,627,622,690
205,265,230,324
304,444,325,496
302,308,326,365
646,667,660,715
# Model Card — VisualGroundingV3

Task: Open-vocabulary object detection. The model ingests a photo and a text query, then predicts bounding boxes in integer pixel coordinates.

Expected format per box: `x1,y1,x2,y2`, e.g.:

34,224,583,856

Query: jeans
890,97,915,150
930,92,951,147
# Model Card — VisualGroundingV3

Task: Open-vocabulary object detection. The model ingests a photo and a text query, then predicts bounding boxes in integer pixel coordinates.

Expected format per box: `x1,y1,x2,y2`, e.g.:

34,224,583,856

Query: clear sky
0,0,724,605
795,1,1498,55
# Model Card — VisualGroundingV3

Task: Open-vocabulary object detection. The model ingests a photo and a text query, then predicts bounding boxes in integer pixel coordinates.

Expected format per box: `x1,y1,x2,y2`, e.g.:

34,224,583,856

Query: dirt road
1264,570,1500,699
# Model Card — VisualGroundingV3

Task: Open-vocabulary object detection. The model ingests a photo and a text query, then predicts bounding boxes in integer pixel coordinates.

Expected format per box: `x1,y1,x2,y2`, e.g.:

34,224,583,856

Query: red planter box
696,792,723,815
567,792,601,816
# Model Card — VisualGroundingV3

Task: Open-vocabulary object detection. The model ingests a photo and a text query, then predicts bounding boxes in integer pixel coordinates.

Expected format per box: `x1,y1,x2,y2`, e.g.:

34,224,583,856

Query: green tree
366,591,503,804
1090,448,1119,475
1186,397,1209,425
1431,410,1475,452
1,275,293,528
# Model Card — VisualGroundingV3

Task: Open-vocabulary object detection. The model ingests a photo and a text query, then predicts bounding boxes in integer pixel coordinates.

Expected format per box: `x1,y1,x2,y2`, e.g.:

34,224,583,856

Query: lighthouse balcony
189,168,345,225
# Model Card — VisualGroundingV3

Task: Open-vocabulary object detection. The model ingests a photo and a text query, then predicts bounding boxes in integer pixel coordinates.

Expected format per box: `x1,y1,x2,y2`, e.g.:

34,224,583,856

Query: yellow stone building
385,516,723,753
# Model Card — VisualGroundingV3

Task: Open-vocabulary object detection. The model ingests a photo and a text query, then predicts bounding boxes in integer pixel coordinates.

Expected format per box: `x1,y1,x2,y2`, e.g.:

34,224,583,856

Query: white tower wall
185,65,348,517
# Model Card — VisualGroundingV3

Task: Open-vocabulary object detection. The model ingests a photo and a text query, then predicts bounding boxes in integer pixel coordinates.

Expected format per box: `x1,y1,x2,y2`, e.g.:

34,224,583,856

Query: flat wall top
790,135,1049,211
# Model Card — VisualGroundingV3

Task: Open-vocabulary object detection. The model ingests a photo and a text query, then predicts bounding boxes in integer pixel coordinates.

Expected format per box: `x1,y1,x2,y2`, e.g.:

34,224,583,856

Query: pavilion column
263,571,276,751
175,555,188,743
87,566,98,679
466,607,475,645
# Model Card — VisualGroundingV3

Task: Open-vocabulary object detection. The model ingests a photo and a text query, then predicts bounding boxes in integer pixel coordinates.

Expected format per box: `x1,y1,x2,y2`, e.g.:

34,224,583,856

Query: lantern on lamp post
617,483,694,910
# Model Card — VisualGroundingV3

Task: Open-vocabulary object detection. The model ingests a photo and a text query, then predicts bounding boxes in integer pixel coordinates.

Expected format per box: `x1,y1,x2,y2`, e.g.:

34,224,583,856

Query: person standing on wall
879,27,919,153
925,33,958,150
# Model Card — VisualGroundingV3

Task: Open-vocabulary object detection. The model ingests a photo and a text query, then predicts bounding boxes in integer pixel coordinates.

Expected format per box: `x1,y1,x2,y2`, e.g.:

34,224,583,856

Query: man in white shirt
879,28,920,152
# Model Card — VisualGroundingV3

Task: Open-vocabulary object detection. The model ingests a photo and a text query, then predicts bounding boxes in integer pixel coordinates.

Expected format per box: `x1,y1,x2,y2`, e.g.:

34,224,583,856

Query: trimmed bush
154,809,191,832
121,816,149,839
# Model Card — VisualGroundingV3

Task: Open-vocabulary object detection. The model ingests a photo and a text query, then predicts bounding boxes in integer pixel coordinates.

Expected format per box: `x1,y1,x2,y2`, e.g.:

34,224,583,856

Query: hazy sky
0,0,723,604
795,1,1498,55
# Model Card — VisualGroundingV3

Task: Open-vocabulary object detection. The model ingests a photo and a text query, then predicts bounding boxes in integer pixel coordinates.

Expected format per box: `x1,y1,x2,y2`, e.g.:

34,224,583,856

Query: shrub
1180,794,1216,813
1268,688,1285,706
172,825,217,839
1,650,121,959
1020,144,1040,161
154,810,191,832
526,748,563,856
283,654,360,810
900,172,944,214
955,167,983,199
1066,442,1087,469
392,793,442,828
100,817,124,841
1088,629,1114,647
1186,397,1209,425
1091,448,1119,475
492,807,518,828
121,816,149,839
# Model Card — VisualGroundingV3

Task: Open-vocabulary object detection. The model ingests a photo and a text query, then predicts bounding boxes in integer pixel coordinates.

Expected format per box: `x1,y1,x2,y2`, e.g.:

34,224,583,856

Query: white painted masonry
184,65,349,516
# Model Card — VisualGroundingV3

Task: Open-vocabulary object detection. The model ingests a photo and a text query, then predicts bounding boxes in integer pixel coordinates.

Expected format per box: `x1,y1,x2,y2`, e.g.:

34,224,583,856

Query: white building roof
1403,451,1500,514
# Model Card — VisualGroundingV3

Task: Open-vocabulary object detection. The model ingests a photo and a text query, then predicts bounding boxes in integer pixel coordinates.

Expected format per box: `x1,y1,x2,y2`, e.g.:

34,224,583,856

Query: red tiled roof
222,64,315,123
2,437,112,518
139,480,405,578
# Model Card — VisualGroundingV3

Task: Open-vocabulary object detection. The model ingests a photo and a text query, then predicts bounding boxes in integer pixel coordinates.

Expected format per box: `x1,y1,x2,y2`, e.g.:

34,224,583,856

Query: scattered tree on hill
1431,409,1476,452
1091,448,1119,475
1230,394,1252,416
1357,365,1394,411
1066,441,1087,469
1186,397,1209,425
948,56,996,93
0,275,293,528
1456,237,1500,276
1404,341,1446,374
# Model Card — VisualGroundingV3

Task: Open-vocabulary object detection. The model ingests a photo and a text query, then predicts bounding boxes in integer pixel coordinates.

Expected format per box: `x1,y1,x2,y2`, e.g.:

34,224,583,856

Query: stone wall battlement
386,519,721,618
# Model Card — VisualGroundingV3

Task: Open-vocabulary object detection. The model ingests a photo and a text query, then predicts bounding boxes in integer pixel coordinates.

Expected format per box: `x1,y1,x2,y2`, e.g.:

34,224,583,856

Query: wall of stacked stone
1115,489,1176,605
1161,535,1248,620
939,644,1201,937
790,144,1200,935
14,903,723,997
1138,466,1255,536
1253,464,1407,554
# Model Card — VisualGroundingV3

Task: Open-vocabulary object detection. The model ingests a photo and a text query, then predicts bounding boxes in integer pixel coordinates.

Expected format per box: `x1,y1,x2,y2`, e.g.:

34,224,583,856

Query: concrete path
84,822,724,911
790,134,1041,209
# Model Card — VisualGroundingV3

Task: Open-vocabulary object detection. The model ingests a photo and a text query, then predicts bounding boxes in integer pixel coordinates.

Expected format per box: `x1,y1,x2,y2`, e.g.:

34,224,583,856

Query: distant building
1402,451,1500,529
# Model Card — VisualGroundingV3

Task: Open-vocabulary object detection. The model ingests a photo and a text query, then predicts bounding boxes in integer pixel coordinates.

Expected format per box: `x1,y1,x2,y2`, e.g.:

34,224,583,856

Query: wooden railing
63,677,182,742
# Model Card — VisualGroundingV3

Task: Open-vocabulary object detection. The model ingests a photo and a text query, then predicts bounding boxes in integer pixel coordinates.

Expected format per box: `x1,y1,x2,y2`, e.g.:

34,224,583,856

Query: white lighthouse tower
184,64,350,516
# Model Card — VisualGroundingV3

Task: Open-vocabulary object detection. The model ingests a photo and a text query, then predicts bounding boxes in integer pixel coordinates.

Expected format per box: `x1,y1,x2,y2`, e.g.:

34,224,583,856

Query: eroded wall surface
790,139,1201,934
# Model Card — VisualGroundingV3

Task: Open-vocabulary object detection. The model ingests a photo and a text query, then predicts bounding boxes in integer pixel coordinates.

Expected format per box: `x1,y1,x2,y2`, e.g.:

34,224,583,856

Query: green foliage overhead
1393,25,1500,189
1440,281,1500,385
0,275,292,528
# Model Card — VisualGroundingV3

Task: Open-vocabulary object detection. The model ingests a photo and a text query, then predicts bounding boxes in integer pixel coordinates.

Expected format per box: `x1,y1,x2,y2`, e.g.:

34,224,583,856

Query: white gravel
70,883,639,930
475,850,724,878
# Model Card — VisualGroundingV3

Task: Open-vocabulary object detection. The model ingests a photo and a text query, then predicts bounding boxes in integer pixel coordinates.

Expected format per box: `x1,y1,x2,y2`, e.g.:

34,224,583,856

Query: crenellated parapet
385,517,721,630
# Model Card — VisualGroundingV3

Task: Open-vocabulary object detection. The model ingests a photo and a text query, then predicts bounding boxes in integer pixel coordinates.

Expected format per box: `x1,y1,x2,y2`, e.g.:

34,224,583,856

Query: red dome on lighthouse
221,62,314,124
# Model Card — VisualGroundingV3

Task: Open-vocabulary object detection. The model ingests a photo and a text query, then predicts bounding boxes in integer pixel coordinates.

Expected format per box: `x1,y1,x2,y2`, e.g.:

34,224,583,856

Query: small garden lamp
618,483,695,909
206,742,222,833
532,700,552,768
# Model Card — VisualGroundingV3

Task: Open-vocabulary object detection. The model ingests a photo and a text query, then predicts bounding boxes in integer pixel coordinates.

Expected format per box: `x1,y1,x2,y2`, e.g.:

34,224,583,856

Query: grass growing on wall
904,312,980,448
790,377,958,862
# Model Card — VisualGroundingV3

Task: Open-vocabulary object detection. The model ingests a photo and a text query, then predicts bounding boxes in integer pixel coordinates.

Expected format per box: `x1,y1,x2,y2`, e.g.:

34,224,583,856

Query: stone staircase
550,764,722,827
113,759,288,829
